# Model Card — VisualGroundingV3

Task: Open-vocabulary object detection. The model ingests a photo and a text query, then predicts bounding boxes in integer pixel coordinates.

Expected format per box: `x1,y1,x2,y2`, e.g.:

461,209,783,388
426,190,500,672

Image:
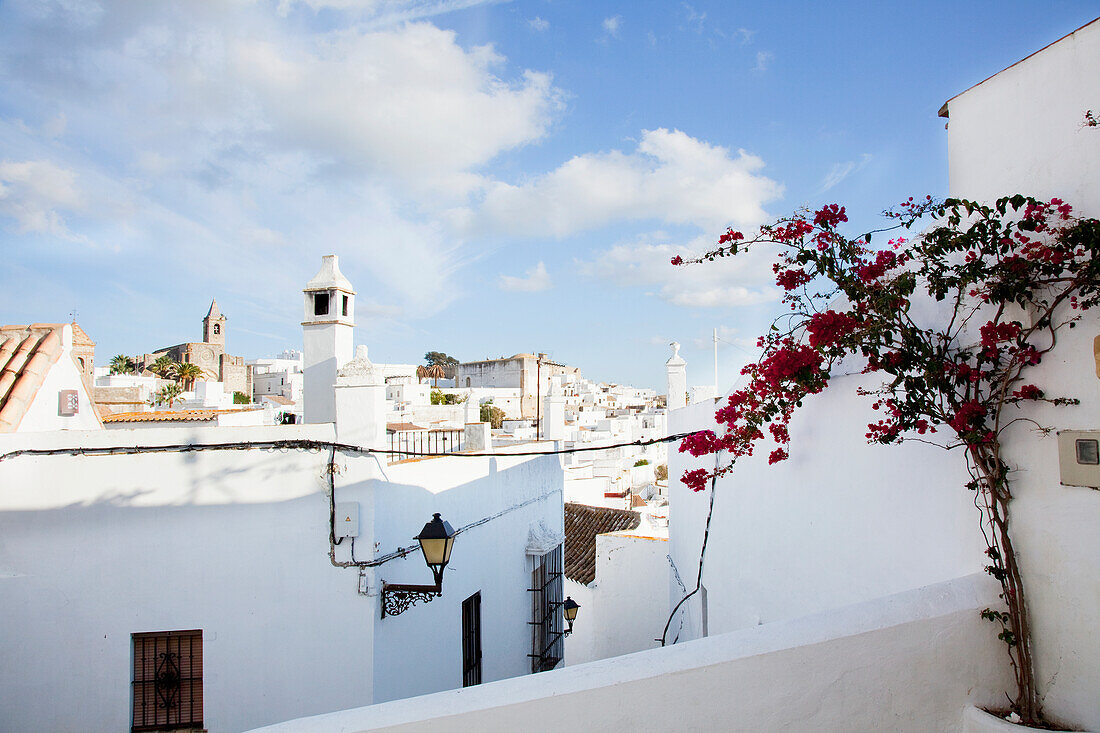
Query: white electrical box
336,502,359,539
1057,430,1100,489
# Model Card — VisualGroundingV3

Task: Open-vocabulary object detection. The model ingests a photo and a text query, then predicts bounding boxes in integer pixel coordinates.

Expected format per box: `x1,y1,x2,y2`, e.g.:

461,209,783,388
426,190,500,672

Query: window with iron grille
461,592,482,687
528,544,563,673
132,630,203,732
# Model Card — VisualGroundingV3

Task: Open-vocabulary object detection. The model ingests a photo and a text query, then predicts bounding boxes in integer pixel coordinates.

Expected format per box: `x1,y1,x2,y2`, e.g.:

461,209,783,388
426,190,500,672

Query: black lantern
416,512,456,586
380,512,457,618
563,596,580,635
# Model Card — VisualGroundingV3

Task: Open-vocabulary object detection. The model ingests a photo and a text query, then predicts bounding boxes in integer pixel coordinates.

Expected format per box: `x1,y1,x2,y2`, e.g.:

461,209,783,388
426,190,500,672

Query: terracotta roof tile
564,502,641,586
387,422,427,432
103,410,219,423
262,395,294,405
0,327,64,432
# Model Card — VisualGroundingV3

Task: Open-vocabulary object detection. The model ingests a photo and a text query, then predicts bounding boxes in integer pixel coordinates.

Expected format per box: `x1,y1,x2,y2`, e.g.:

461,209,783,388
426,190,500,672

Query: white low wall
249,574,1012,733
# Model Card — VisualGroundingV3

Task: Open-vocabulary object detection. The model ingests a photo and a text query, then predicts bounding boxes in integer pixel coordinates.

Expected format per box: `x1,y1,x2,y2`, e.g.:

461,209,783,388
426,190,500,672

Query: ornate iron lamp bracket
380,582,442,618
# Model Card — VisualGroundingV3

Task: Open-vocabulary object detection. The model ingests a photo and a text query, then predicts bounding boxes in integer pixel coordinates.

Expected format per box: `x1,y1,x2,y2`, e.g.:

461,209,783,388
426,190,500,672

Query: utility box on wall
1057,430,1100,489
336,502,359,538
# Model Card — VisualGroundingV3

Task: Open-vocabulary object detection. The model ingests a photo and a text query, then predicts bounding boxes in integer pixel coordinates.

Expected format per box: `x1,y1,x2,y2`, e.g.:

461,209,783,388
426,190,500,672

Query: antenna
713,327,718,395
69,309,78,323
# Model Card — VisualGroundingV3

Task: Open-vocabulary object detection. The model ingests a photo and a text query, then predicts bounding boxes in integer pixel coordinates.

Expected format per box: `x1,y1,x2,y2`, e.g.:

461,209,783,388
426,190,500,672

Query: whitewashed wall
667,372,986,643
667,316,1100,729
0,424,565,731
944,19,1100,211
564,532,668,666
247,575,1013,733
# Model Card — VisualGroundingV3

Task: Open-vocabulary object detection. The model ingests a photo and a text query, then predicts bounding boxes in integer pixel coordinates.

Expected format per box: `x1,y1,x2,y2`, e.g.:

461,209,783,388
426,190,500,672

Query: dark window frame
313,293,329,316
528,545,564,672
462,592,482,687
131,629,203,732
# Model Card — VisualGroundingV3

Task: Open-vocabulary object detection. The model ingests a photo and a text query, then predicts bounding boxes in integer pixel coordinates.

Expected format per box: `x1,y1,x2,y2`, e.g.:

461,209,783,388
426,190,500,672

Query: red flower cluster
854,250,899,283
813,204,848,228
758,343,824,388
718,229,745,245
806,310,861,348
771,218,814,243
670,255,684,266
949,400,987,434
774,267,812,291
1012,384,1043,400
768,448,789,465
979,321,1022,349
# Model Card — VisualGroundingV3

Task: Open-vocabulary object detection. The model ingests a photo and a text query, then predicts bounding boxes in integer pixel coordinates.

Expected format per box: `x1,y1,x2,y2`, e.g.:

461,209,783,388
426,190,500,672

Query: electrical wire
0,432,700,464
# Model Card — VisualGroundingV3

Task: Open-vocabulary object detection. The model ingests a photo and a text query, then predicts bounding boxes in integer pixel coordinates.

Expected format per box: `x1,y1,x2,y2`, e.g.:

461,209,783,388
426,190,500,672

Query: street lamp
563,596,580,636
381,513,457,618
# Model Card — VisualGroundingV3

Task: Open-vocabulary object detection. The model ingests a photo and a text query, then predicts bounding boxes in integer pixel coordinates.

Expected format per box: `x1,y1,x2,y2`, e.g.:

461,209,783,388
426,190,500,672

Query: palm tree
173,362,206,390
149,382,183,408
416,365,429,384
426,364,445,388
109,354,134,375
150,354,175,378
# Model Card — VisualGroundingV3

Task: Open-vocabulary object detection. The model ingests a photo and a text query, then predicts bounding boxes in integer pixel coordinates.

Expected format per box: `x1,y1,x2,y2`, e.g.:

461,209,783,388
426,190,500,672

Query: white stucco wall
944,18,1100,210
564,531,669,666
667,315,1100,729
20,341,102,432
247,575,1014,733
0,423,565,732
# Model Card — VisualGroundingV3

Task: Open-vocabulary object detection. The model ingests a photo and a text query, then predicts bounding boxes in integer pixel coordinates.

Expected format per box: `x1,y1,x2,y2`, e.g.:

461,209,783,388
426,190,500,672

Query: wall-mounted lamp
563,596,580,636
381,513,456,618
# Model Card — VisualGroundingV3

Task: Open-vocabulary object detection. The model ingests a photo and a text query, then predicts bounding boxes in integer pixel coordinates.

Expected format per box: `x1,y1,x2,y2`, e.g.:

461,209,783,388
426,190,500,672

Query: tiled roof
0,326,64,432
387,422,427,432
262,395,294,405
564,502,641,586
103,410,220,423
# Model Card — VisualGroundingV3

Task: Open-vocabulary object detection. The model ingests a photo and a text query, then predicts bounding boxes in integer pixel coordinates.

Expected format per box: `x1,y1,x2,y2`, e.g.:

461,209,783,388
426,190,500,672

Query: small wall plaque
58,389,79,416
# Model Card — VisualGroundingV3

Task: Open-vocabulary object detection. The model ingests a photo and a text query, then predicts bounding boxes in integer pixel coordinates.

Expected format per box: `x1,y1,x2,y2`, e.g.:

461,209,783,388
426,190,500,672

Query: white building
0,257,566,733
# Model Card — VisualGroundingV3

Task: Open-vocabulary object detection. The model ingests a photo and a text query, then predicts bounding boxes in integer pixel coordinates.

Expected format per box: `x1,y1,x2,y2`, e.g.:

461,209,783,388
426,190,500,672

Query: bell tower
202,298,227,347
302,255,356,424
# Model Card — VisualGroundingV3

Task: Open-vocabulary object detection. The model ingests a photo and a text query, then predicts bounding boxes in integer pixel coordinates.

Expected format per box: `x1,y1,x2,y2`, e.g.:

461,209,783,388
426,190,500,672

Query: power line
0,432,699,464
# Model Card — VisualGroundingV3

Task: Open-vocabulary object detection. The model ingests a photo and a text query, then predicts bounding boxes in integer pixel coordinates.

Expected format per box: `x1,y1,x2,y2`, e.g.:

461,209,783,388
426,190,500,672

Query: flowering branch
673,195,1100,724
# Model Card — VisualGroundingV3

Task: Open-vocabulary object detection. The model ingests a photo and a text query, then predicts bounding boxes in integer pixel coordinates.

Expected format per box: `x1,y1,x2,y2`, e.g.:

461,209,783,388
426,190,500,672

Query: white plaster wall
247,575,1014,733
0,425,566,732
21,347,102,432
565,532,669,665
945,19,1100,210
303,324,353,424
667,370,986,643
365,452,565,703
0,424,375,733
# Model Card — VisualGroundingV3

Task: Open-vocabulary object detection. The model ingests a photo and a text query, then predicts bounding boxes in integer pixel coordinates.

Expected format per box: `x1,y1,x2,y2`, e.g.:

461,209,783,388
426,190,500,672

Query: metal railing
388,429,465,463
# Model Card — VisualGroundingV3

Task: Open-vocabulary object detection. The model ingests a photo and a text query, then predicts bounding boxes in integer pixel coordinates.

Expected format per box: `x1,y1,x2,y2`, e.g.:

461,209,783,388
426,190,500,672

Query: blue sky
1,1,1096,391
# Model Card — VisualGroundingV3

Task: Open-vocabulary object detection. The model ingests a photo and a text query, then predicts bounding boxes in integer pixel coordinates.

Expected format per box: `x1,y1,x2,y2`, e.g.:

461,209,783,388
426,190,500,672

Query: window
529,545,563,673
213,324,220,335
466,377,471,387
313,293,329,316
462,592,482,687
342,294,349,317
132,630,203,732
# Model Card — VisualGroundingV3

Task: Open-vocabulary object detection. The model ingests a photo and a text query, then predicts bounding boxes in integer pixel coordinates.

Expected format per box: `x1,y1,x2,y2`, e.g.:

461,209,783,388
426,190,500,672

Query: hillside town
0,9,1097,733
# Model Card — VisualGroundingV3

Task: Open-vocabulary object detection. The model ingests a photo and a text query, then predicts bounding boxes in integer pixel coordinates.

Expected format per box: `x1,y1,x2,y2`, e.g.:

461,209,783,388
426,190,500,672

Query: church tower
202,298,227,347
302,255,355,424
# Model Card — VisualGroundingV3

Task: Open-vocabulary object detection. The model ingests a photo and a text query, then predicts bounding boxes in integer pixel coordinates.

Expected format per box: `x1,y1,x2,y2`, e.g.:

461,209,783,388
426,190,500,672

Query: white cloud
528,16,549,31
466,128,783,237
499,261,552,292
0,159,87,240
821,153,872,191
735,28,755,44
753,50,773,72
577,235,780,308
0,1,564,319
602,15,622,37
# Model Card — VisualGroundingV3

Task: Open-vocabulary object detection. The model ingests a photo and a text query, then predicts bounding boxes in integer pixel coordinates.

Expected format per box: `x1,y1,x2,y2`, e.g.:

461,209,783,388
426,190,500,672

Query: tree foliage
674,195,1099,724
424,351,459,367
480,402,505,429
109,354,135,375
